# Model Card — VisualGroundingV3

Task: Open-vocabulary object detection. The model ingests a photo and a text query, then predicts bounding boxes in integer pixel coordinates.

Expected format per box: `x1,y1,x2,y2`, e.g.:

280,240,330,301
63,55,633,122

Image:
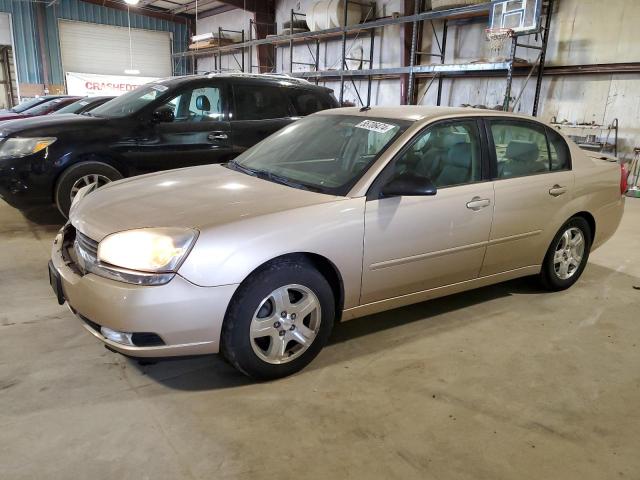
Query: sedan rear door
480,118,575,276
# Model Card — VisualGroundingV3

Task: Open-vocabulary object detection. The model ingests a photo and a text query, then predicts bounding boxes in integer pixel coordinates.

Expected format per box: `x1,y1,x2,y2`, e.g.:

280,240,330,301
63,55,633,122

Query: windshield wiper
227,161,258,177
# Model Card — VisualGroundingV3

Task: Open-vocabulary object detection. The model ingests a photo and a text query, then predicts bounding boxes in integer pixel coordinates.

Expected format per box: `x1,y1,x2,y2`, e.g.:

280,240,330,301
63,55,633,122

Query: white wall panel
59,20,172,77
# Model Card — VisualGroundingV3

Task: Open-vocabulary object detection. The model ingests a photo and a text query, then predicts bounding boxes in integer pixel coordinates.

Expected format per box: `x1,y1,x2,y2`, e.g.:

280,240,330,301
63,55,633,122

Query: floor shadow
124,354,253,391
19,205,66,226
329,277,542,347
129,276,545,391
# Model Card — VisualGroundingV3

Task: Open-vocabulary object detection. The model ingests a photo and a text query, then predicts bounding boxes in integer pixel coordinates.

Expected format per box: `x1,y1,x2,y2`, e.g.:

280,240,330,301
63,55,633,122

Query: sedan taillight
620,163,628,195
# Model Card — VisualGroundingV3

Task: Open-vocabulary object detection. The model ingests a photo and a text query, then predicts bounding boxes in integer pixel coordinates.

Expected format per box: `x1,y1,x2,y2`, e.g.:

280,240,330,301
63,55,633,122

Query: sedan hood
72,164,344,241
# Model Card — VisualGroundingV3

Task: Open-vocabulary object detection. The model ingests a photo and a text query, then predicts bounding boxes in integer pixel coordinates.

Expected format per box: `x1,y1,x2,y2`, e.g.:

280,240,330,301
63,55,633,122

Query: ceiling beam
170,0,224,14
216,0,272,14
79,0,190,24
194,4,238,18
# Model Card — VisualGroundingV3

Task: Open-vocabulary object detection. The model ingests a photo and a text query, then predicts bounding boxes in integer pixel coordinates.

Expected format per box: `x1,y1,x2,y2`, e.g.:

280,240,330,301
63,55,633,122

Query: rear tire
221,258,335,380
55,162,123,217
539,217,592,291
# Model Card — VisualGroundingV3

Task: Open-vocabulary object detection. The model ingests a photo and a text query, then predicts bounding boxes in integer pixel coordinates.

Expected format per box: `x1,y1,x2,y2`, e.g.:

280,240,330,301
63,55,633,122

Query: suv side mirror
153,106,175,123
380,173,437,198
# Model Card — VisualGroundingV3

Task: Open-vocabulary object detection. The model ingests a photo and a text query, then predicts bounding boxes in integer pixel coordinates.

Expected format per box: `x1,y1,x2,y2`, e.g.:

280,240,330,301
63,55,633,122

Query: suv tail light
620,163,628,195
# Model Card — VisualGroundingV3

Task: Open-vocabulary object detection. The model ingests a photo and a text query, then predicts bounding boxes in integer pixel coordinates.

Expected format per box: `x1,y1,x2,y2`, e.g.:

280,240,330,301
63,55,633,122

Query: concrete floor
1,199,639,480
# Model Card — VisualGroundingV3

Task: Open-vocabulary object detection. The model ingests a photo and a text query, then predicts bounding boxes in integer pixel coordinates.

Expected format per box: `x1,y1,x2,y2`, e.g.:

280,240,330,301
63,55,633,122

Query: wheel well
245,252,345,321
573,211,596,242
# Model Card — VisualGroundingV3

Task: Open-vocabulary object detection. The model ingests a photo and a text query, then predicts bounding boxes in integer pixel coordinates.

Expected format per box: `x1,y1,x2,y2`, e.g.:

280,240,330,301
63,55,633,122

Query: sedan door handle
466,197,491,211
208,132,228,141
549,185,567,197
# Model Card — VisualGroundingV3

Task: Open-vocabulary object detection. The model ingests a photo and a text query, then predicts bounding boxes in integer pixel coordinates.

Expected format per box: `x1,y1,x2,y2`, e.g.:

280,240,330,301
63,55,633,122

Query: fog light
100,326,134,346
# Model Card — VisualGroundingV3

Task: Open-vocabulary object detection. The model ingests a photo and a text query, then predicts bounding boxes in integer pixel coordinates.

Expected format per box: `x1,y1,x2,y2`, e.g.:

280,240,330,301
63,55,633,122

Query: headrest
447,142,472,168
431,131,468,150
195,95,211,111
506,141,539,162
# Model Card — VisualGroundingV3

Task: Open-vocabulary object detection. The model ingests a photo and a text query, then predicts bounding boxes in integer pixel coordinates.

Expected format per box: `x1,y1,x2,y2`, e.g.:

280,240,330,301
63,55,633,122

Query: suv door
361,119,494,304
480,118,574,276
131,80,233,173
230,82,295,154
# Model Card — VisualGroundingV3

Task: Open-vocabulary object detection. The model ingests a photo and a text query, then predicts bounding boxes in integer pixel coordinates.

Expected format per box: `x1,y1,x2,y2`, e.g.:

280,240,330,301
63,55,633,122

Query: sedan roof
317,106,541,123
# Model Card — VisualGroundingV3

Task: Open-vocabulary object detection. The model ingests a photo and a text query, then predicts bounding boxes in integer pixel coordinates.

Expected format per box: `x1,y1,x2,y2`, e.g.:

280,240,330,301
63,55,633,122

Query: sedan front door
132,81,234,174
361,119,495,305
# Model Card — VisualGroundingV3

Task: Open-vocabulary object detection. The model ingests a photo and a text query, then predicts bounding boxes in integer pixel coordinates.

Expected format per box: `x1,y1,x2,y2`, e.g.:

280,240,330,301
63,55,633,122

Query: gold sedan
49,107,626,379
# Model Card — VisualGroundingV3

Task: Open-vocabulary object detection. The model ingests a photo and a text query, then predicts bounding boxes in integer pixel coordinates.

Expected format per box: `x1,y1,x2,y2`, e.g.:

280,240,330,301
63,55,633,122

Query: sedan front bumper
50,228,238,357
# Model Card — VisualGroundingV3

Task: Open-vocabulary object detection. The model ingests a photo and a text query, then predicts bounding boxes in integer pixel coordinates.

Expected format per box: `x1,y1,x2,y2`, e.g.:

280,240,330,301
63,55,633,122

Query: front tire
539,217,592,291
55,161,123,217
221,258,335,380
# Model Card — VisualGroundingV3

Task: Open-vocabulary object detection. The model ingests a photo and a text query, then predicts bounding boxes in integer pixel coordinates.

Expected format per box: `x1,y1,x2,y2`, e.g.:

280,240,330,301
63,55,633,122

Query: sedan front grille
75,230,99,258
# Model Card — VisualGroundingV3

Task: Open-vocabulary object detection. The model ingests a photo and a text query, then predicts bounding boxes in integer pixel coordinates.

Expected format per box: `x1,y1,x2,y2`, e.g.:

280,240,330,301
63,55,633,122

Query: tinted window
233,84,291,120
162,85,224,122
547,128,570,171
391,120,482,188
288,89,336,116
491,121,550,179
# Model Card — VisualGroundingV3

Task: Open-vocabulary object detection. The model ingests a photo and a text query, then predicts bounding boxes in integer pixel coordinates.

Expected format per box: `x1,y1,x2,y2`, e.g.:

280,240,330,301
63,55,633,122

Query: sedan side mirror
152,106,175,123
380,173,437,198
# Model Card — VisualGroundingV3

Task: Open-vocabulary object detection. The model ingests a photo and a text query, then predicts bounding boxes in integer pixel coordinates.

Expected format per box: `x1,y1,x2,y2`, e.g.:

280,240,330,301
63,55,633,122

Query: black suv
0,74,338,215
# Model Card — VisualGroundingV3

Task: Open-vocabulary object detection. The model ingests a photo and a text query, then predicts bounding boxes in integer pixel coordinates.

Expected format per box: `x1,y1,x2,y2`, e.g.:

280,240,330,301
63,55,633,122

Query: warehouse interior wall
195,0,639,158
0,0,190,98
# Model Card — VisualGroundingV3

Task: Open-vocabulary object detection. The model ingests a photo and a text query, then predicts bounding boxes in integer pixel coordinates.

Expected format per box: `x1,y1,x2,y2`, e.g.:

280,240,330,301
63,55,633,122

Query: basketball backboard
489,0,543,36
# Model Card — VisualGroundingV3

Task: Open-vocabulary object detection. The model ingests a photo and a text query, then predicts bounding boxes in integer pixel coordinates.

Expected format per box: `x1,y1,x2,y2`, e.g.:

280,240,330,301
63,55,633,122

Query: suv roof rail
204,71,311,85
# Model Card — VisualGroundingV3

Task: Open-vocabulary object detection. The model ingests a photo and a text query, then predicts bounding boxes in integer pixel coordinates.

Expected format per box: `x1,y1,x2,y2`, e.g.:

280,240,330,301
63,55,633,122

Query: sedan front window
230,115,411,195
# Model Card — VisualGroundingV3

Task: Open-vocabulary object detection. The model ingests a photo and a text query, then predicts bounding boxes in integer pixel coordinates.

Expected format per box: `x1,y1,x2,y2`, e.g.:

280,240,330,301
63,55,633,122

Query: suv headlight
0,137,57,159
98,228,198,274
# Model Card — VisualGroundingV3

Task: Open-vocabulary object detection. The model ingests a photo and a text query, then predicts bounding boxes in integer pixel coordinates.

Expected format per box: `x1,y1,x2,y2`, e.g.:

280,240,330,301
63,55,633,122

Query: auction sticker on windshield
355,120,396,134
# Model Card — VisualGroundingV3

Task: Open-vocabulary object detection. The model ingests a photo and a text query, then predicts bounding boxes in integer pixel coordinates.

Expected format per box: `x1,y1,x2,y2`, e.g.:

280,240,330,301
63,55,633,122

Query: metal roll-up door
59,20,172,77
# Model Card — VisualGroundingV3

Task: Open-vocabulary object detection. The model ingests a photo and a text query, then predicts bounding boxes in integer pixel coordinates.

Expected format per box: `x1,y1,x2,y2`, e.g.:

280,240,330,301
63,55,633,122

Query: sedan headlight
0,137,57,159
98,228,198,273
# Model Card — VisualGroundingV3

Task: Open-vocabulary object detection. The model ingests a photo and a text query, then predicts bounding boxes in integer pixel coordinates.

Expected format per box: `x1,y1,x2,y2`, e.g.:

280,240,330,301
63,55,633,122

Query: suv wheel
539,217,592,291
221,258,335,380
55,162,123,217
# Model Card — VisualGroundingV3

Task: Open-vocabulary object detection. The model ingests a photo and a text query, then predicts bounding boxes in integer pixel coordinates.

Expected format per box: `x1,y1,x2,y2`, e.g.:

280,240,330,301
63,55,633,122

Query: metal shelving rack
174,0,553,114
550,117,619,156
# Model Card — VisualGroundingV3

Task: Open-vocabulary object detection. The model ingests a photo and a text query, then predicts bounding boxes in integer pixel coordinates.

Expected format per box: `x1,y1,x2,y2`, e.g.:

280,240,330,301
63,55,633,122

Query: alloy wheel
69,174,111,202
553,227,585,280
249,284,322,364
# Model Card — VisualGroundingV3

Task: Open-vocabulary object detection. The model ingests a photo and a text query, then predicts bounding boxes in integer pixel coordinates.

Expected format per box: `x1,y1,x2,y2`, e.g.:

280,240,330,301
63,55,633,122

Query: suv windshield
90,84,169,118
230,114,411,196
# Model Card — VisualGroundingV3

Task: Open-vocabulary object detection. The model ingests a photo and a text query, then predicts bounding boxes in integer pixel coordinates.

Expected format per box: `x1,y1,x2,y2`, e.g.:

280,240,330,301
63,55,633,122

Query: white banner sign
65,72,160,97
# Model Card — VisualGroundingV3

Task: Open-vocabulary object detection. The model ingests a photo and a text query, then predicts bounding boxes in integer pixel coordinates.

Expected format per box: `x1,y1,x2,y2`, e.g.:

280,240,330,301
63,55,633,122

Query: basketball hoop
485,27,514,61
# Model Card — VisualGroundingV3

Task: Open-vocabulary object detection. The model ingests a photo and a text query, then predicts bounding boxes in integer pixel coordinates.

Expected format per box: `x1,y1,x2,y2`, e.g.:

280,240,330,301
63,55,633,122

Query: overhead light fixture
124,6,140,75
124,0,139,5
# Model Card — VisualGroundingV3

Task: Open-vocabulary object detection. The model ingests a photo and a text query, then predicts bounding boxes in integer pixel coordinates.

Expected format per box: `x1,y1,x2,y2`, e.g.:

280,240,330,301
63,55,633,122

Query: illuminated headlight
97,228,198,273
0,137,56,159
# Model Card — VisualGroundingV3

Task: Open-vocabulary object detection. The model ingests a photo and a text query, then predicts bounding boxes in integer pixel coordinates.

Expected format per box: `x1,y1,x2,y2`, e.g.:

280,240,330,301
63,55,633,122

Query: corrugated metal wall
0,0,190,86
0,0,41,84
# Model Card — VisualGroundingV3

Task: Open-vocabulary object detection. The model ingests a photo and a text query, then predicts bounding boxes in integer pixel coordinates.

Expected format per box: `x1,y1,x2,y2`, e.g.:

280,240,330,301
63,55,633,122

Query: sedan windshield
54,98,90,114
90,84,169,118
230,115,411,196
10,97,51,113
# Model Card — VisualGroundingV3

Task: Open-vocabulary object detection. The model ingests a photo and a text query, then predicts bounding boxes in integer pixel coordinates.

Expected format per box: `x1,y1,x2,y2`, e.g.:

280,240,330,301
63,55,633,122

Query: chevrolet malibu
49,107,626,380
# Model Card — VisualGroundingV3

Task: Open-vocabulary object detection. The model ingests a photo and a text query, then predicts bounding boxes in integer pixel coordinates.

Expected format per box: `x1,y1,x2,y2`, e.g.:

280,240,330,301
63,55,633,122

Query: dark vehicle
0,73,338,216
0,95,68,114
0,96,83,122
53,96,115,115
